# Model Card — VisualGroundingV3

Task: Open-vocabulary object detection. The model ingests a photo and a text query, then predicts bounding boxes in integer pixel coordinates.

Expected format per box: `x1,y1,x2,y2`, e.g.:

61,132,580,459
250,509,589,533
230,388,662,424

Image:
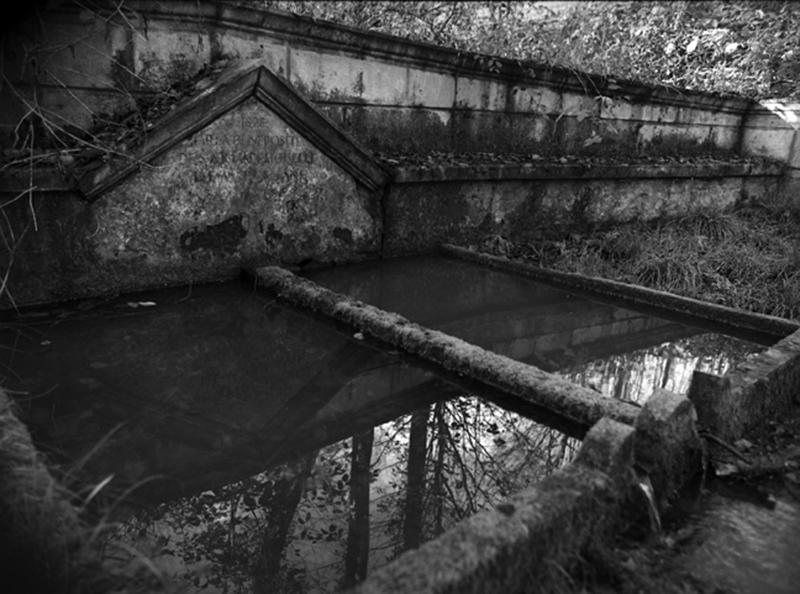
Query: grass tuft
0,389,176,593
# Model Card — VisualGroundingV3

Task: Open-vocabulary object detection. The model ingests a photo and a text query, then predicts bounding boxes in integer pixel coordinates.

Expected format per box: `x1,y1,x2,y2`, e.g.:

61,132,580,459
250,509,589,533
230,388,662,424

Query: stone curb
689,327,800,441
392,160,783,184
251,266,639,432
440,244,798,342
349,417,636,594
346,392,702,594
635,389,704,510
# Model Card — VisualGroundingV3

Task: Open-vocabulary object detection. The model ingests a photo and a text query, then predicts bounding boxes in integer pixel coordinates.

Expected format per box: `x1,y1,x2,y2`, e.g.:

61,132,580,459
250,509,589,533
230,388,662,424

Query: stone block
455,76,507,110
407,69,456,108
689,330,800,442
687,370,731,437
635,388,703,509
574,416,636,490
741,126,795,161
509,85,560,113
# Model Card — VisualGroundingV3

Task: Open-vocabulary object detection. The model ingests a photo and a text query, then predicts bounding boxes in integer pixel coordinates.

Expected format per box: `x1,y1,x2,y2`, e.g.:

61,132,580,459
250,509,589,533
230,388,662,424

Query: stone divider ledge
391,159,784,184
251,266,638,432
689,328,800,442
440,244,799,342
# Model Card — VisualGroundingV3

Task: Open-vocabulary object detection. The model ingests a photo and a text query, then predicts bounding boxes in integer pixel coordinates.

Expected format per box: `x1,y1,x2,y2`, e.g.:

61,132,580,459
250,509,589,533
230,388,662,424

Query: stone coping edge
44,1,753,113
440,244,799,343
250,265,639,432
76,65,389,200
349,417,636,594
0,157,783,195
0,65,390,198
689,327,800,441
392,160,785,183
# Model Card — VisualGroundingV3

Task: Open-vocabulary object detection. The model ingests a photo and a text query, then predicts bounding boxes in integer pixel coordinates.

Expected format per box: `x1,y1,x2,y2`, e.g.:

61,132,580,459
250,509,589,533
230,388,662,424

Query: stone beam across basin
251,266,639,433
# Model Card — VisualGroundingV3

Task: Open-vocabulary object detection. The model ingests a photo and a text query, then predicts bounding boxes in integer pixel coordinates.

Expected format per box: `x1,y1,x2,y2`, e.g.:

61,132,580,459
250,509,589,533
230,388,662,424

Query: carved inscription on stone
192,107,318,183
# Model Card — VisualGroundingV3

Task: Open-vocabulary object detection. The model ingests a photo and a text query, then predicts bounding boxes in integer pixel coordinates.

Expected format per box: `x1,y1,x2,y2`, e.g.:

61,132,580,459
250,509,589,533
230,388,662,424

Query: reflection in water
107,397,578,593
0,283,448,504
563,333,762,404
306,256,766,376
0,255,768,592
307,255,765,408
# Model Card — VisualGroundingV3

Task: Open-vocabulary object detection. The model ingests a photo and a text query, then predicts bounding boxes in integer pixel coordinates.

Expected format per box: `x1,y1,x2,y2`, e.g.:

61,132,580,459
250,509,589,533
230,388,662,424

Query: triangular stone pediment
78,64,389,200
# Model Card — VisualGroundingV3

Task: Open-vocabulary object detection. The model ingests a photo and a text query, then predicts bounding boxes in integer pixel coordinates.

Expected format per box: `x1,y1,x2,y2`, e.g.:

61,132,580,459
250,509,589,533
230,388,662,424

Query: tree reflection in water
107,396,578,593
562,333,762,404
105,333,761,593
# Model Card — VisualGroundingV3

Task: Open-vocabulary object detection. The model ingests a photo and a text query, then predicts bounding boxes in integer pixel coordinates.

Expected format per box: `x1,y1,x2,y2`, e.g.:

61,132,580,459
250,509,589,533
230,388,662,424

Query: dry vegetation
264,1,800,101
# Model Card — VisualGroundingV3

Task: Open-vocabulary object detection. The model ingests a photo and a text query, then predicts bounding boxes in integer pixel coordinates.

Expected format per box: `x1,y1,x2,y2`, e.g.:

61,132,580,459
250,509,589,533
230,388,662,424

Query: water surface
307,255,765,401
0,256,771,592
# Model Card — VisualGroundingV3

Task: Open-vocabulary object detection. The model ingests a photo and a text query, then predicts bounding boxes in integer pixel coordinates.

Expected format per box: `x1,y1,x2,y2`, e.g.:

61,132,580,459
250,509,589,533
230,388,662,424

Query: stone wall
689,328,800,441
739,99,800,205
384,163,783,255
4,0,792,161
1,0,797,308
0,65,385,307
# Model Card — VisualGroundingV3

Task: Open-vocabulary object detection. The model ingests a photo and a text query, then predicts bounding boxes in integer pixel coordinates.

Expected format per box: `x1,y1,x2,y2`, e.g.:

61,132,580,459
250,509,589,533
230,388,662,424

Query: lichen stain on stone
262,223,285,247
319,105,451,154
353,71,365,96
333,227,353,245
179,214,247,253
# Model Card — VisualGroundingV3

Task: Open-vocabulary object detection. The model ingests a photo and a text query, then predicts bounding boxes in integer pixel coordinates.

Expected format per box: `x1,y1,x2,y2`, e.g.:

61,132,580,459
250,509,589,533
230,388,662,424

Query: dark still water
0,282,451,504
0,256,767,593
0,281,579,592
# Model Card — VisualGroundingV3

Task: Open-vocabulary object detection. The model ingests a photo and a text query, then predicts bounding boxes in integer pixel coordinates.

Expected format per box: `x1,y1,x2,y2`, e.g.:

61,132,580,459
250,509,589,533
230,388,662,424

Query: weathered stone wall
0,93,383,307
2,0,779,160
739,100,800,205
689,328,800,441
95,99,379,264
1,0,797,308
0,157,782,307
384,165,783,255
253,265,640,433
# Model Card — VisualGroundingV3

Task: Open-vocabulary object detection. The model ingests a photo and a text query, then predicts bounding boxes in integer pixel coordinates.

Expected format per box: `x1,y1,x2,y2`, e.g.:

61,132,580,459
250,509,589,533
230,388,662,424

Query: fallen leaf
716,462,739,477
